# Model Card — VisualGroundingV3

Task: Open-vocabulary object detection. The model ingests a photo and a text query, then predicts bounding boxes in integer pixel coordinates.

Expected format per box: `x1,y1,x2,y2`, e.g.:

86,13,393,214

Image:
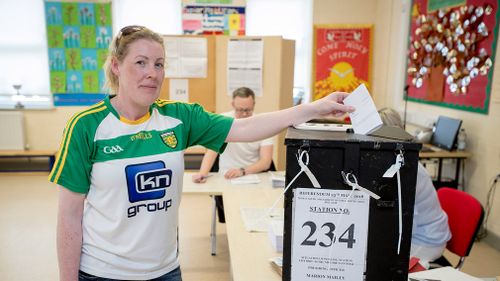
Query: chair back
437,187,484,259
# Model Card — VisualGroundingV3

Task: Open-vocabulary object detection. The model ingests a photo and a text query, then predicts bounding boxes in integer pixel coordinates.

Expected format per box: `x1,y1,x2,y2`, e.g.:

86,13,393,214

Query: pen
201,174,213,180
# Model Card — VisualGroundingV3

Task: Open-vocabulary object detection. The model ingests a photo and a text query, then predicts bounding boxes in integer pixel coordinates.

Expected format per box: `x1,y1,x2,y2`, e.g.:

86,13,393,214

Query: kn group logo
125,161,172,203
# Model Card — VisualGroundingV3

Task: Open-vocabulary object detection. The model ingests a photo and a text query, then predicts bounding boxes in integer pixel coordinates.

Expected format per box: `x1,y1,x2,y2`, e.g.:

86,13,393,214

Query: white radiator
0,111,25,150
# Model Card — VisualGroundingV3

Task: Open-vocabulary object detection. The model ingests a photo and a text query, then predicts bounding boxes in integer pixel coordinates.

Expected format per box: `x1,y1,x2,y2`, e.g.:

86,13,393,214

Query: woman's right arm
57,185,85,281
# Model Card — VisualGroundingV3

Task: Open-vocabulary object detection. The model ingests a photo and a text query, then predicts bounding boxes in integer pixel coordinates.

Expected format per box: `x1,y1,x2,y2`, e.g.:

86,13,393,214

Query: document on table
407,266,482,281
268,171,285,188
230,174,261,185
240,207,284,232
343,84,383,135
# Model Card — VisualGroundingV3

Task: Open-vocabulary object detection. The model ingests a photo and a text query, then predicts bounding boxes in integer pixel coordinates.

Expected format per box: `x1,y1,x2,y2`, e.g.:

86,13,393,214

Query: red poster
313,25,373,100
406,0,499,114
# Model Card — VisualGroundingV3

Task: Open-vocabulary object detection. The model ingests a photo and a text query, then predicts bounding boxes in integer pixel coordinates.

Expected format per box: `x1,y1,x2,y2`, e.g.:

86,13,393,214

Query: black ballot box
282,127,421,281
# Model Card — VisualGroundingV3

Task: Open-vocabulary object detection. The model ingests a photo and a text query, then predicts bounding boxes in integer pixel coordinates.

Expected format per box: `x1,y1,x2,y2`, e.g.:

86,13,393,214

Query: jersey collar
105,95,152,125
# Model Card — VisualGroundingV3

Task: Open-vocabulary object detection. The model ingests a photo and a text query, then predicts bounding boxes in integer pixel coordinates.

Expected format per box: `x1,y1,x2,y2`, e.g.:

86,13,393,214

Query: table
182,172,282,281
0,150,57,172
183,172,223,255
419,144,471,189
223,179,282,281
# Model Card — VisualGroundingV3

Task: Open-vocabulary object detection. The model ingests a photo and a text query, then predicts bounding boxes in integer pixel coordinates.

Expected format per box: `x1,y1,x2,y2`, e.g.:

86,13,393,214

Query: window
246,0,313,103
0,0,52,109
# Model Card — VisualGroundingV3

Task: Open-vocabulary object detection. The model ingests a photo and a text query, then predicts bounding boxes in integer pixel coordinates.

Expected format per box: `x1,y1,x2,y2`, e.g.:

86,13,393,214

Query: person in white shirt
378,107,451,268
192,87,274,223
192,87,274,182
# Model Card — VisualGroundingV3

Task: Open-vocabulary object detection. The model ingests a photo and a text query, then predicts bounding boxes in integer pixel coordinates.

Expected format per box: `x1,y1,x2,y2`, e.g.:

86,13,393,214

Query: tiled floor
0,173,499,280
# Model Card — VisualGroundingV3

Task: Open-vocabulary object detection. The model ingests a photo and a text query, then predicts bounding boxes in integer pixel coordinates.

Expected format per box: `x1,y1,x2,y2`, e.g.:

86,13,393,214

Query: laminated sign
291,188,369,281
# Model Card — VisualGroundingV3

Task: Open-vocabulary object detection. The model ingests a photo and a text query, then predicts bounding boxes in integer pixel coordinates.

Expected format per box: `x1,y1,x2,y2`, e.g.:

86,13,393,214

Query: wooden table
419,144,472,189
223,184,283,281
182,172,282,281
0,150,57,172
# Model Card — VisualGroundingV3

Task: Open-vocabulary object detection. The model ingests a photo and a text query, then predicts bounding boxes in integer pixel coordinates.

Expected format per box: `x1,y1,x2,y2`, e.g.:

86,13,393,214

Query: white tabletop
182,171,284,281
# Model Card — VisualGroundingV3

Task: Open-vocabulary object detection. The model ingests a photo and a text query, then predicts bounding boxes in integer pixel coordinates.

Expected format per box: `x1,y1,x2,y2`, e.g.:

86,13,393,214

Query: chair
431,187,484,270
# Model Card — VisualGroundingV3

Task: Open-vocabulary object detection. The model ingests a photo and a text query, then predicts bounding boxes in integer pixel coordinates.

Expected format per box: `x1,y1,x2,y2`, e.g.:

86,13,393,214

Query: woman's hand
303,92,354,121
192,173,208,183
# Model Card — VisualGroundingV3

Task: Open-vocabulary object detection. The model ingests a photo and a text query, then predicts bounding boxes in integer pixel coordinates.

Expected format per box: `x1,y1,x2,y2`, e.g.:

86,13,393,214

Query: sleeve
48,115,93,194
185,103,234,154
260,136,274,147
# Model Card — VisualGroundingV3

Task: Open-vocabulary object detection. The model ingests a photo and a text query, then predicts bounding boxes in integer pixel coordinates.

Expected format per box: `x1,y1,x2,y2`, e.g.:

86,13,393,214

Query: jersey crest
161,131,178,149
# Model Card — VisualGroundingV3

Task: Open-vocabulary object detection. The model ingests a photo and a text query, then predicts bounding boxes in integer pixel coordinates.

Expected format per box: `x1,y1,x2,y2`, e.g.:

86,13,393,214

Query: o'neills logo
309,206,350,215
103,145,124,154
160,131,177,149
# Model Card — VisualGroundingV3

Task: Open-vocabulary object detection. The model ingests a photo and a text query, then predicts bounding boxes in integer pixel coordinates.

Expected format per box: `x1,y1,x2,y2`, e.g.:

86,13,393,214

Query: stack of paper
269,171,285,188
268,219,284,252
269,256,283,276
230,174,261,185
408,266,483,281
240,207,284,232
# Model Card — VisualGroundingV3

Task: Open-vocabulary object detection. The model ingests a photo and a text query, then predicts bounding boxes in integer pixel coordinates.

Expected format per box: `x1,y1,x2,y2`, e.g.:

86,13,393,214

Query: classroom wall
23,108,83,151
314,0,500,248
15,0,500,248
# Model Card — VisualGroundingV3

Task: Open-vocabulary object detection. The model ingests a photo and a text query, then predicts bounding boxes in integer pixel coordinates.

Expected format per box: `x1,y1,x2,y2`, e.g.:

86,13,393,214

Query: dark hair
232,87,255,100
103,26,164,94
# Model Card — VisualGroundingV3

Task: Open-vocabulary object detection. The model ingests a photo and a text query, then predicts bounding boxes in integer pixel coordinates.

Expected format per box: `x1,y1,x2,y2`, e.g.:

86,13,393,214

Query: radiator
0,111,25,150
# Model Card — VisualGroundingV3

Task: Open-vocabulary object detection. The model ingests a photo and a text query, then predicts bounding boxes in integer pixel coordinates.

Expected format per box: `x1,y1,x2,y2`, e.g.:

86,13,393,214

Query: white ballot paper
408,266,483,281
291,188,369,281
230,174,261,185
240,207,284,232
343,84,383,135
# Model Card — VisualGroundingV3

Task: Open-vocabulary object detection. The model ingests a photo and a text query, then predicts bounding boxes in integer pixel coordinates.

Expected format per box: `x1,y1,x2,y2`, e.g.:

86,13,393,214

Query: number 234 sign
291,188,370,281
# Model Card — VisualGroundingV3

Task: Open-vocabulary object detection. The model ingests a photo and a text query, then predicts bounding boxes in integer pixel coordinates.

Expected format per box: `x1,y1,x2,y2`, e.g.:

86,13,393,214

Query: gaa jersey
49,96,233,280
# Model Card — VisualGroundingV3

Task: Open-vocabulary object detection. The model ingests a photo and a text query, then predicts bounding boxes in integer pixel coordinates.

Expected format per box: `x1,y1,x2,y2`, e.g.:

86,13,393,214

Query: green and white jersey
49,96,233,280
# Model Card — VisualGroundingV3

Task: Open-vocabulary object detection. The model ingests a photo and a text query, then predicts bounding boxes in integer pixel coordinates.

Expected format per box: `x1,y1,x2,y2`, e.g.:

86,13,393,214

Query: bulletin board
406,0,499,114
312,25,373,101
160,35,216,113
44,1,112,106
182,0,246,35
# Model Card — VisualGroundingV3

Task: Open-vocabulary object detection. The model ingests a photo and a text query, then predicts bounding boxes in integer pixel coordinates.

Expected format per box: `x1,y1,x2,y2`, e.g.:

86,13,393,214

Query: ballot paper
343,84,383,135
407,266,483,281
230,174,261,185
240,207,284,232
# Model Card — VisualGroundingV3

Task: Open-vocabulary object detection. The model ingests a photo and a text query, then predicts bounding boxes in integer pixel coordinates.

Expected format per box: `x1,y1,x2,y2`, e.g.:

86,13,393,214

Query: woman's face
114,38,165,108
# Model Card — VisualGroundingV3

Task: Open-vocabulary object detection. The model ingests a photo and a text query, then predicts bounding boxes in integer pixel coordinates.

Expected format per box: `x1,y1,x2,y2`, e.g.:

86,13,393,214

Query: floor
0,173,499,281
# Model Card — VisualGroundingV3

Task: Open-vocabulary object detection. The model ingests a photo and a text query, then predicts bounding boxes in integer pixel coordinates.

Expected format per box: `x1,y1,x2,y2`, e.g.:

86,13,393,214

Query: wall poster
44,0,112,106
182,0,246,35
312,25,373,101
406,0,499,114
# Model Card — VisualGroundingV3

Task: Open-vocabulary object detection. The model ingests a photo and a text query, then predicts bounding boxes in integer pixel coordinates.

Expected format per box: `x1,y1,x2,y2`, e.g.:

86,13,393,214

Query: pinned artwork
44,1,112,106
312,25,373,101
406,0,499,114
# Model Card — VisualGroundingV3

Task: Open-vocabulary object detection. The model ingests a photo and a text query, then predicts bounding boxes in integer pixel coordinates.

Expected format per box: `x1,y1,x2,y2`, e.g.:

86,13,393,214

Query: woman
378,107,451,269
50,25,354,281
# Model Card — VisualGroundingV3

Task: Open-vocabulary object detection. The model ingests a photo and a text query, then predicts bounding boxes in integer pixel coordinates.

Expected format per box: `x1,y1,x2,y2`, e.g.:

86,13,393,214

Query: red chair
432,187,484,270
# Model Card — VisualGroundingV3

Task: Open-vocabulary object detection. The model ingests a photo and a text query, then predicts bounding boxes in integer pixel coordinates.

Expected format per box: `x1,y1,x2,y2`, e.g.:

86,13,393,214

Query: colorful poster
44,1,112,106
312,25,373,100
182,0,246,35
406,0,499,114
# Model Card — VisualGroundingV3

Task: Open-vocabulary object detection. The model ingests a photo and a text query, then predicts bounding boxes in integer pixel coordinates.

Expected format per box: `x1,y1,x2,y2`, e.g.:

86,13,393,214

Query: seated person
192,87,274,222
378,107,451,269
